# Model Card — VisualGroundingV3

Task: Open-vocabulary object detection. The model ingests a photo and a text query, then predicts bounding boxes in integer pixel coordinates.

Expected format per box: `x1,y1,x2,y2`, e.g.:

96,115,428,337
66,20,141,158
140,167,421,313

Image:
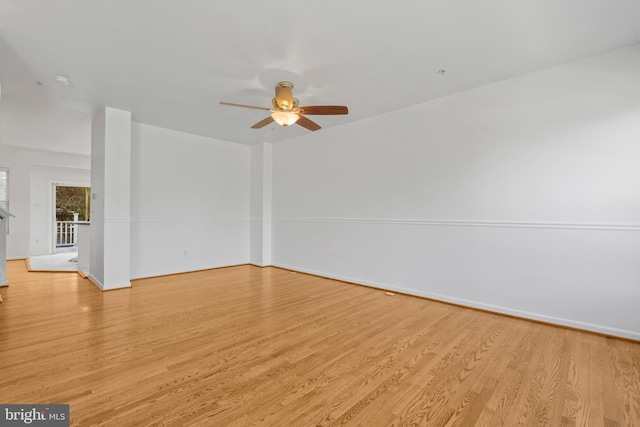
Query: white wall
130,122,250,279
271,45,640,340
0,145,90,258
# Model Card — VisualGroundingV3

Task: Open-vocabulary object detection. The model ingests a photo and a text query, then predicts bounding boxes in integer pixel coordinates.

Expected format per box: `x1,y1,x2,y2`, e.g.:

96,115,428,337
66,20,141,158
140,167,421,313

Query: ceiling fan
220,81,348,131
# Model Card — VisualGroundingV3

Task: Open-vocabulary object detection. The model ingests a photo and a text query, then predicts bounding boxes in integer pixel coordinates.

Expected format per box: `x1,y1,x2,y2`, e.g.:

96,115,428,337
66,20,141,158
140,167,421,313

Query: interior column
89,107,131,290
249,142,272,266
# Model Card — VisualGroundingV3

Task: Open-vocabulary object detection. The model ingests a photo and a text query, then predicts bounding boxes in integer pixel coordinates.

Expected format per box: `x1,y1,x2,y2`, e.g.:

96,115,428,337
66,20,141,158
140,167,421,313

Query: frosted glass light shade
271,111,299,126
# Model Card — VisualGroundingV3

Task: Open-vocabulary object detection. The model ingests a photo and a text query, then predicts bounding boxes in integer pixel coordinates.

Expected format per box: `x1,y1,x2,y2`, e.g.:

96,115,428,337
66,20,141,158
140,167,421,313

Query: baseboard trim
249,263,270,268
87,274,131,291
130,263,252,281
20,256,634,340
270,263,640,342
87,275,103,291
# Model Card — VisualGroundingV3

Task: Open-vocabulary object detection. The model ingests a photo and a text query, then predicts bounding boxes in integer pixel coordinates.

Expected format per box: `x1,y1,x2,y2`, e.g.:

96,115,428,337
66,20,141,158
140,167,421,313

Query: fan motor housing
272,97,299,110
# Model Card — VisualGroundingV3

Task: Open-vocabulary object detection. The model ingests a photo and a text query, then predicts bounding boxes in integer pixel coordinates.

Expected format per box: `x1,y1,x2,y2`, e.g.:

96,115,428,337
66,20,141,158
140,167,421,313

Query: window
0,168,9,233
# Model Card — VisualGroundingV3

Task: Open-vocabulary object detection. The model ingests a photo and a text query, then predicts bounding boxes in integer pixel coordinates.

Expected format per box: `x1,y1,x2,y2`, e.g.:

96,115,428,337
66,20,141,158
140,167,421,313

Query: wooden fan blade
297,105,349,115
275,83,294,109
251,116,275,129
296,115,321,131
220,101,272,112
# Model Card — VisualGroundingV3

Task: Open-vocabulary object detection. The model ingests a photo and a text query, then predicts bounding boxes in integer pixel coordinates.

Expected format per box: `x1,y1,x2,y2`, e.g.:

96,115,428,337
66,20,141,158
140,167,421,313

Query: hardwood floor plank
612,339,640,426
1,260,639,426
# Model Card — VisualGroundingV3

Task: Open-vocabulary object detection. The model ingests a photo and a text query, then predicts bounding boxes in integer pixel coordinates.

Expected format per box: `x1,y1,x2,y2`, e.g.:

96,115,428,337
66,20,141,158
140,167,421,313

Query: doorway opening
54,185,90,253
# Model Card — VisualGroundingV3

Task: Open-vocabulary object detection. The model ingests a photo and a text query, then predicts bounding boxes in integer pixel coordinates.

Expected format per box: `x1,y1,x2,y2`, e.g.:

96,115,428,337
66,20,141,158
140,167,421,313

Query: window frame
0,168,10,233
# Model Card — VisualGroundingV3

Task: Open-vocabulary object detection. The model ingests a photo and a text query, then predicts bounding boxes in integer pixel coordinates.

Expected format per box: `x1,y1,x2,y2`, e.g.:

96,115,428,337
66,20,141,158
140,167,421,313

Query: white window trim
0,168,9,233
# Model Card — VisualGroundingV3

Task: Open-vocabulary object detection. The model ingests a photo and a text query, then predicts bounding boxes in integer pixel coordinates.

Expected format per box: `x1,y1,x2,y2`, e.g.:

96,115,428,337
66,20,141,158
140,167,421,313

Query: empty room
0,1,639,426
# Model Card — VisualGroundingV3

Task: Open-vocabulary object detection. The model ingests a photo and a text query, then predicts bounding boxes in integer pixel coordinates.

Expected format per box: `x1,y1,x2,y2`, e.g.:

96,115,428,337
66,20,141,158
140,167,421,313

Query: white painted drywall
130,122,250,279
0,79,6,285
0,146,90,258
0,90,92,157
250,142,273,266
271,45,640,340
90,107,131,290
89,109,105,286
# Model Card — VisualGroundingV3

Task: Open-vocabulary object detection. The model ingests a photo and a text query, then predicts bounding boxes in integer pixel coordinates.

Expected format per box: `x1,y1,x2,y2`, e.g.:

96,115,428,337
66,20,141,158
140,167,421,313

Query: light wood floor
0,261,638,426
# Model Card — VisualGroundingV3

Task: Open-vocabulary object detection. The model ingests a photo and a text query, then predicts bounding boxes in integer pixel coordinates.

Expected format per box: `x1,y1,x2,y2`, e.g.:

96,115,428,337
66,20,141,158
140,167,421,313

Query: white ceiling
1,1,639,155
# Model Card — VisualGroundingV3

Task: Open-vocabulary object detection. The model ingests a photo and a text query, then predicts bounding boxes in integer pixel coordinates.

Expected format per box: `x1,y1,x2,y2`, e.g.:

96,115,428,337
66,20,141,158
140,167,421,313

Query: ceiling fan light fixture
220,81,348,132
271,111,299,127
